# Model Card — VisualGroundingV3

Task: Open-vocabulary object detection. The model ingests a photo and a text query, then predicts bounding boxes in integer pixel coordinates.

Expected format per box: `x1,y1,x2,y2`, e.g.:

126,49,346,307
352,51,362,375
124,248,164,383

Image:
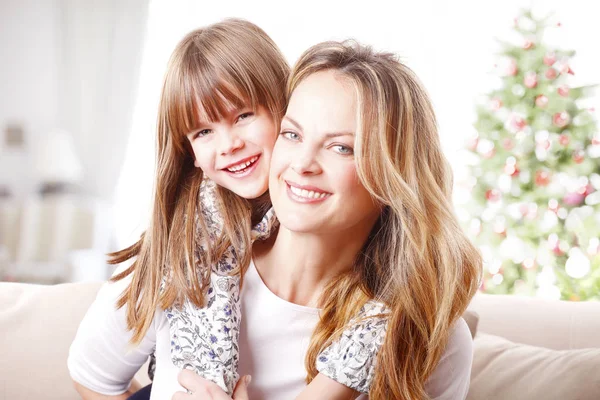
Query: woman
175,40,481,400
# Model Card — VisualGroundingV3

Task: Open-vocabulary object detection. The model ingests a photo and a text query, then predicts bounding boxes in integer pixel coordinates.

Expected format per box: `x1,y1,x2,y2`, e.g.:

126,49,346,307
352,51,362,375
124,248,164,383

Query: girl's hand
172,369,251,400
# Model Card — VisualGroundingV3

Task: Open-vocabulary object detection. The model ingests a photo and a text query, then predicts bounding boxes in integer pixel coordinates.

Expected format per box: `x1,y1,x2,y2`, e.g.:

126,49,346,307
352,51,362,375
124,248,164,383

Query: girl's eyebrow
283,116,354,138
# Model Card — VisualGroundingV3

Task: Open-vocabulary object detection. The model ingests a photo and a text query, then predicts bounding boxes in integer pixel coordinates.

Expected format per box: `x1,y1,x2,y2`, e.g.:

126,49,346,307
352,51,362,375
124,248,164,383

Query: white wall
114,0,600,246
0,0,60,197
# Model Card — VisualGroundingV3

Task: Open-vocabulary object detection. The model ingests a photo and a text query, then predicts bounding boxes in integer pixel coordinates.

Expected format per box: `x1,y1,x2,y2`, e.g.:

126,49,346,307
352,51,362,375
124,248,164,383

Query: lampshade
32,129,83,184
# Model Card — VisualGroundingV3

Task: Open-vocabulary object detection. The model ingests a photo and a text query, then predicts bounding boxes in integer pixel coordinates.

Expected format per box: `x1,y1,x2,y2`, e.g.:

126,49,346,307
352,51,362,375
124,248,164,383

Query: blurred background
0,0,599,300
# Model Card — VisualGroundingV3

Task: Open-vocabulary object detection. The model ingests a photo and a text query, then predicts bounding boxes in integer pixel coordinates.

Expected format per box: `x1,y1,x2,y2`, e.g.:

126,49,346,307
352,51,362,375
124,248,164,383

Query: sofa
1,281,599,399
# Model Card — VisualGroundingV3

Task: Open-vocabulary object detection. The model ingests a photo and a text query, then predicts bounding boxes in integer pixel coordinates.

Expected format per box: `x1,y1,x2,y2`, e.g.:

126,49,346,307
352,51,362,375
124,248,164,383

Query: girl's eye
237,112,254,122
332,144,354,155
195,129,212,138
280,131,301,141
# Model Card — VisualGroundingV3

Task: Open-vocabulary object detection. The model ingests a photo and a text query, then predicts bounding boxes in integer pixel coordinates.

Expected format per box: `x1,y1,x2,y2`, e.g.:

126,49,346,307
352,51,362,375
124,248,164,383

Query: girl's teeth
227,157,257,172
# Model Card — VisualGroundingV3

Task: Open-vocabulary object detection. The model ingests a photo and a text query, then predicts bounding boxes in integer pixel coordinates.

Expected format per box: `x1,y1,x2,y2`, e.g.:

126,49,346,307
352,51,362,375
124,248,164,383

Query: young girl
69,19,388,400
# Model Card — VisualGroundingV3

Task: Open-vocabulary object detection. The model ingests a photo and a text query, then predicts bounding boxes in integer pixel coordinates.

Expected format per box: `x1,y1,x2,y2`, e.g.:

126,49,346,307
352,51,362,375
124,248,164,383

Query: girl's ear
194,159,201,168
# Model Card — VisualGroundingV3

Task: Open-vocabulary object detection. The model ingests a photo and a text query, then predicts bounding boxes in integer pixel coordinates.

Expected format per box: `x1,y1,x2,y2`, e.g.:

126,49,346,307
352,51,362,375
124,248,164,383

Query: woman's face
269,70,380,235
186,105,277,199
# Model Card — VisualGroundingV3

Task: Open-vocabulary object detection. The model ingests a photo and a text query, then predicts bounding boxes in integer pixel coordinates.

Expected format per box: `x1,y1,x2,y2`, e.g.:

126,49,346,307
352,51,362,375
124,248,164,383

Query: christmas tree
466,9,600,301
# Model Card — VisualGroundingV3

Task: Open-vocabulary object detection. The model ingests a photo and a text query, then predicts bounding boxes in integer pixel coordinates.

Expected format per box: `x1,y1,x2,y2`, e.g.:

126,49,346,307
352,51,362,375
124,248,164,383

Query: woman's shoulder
424,317,473,399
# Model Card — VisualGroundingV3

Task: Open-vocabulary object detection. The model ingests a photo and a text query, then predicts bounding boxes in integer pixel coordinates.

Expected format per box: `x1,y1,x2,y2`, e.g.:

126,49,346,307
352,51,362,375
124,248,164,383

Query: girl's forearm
73,379,141,400
295,373,359,400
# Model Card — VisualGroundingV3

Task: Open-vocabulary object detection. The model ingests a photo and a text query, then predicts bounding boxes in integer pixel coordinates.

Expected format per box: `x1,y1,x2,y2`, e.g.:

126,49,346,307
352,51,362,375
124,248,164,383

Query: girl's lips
223,154,261,178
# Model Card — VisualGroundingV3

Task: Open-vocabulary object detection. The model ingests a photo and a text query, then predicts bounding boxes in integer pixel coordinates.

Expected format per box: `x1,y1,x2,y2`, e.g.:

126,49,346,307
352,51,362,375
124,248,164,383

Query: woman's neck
252,222,374,308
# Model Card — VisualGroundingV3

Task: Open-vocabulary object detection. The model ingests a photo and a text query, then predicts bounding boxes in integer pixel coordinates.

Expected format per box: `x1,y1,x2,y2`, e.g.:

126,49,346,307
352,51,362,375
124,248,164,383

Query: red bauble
504,164,519,177
511,115,527,131
553,112,570,128
490,98,503,111
558,134,570,146
561,64,575,75
507,59,518,76
535,170,551,186
535,94,549,108
523,40,534,50
572,149,585,164
467,137,479,151
485,189,501,202
545,68,558,80
558,85,570,97
585,184,596,196
524,72,538,88
543,52,556,66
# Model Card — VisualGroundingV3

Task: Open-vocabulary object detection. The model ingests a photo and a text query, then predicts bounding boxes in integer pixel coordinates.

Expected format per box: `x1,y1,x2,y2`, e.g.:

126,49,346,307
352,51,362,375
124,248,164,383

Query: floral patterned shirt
163,179,388,395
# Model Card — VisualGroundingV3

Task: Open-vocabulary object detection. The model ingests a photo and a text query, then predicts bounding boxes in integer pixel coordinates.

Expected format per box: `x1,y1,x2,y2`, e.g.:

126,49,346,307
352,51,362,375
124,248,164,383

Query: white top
68,262,473,399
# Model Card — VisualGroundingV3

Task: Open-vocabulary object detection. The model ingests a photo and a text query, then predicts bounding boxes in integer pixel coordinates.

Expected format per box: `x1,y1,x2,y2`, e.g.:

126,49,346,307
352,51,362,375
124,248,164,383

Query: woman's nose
291,148,322,175
219,129,244,155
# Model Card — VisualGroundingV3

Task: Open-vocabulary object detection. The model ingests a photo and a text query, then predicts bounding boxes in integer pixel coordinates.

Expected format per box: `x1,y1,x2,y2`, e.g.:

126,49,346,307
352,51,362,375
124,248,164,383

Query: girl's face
269,70,380,235
186,105,277,199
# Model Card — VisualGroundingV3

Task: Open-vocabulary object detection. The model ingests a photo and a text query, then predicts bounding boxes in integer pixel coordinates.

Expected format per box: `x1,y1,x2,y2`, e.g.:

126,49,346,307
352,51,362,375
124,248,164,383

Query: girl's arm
295,373,360,400
68,268,156,398
73,380,141,400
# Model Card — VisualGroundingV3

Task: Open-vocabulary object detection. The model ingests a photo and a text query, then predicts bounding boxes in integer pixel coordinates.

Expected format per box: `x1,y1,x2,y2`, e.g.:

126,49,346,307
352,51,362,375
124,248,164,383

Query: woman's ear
194,159,201,168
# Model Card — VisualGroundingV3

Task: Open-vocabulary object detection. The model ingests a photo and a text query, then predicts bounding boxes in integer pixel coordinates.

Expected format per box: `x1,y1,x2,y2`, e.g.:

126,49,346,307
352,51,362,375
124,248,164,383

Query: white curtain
57,0,150,201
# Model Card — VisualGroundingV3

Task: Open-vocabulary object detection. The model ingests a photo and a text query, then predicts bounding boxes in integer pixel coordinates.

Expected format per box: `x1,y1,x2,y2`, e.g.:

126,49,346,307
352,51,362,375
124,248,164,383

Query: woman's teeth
227,156,258,172
289,185,330,199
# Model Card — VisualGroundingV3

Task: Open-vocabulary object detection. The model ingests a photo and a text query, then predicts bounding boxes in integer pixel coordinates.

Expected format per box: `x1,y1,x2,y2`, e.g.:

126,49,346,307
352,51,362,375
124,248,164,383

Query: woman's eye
281,131,301,141
195,129,212,138
333,144,354,155
237,112,254,122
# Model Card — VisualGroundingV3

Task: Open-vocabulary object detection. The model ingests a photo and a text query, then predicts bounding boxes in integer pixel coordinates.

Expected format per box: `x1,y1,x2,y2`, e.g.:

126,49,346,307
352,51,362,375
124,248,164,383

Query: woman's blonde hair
292,41,482,399
109,19,289,344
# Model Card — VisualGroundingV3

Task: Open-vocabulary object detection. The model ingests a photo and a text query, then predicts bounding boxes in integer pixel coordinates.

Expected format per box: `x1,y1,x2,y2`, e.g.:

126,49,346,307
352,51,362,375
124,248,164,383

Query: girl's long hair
292,41,482,399
109,19,289,345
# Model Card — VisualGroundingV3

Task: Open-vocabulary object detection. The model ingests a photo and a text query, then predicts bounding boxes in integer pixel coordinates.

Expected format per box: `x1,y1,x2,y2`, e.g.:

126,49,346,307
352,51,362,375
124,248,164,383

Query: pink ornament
543,52,556,66
538,139,551,150
502,138,515,150
561,64,575,75
524,72,538,88
558,85,570,97
504,163,519,177
558,134,570,146
511,115,527,131
553,112,570,128
572,149,585,164
563,191,585,206
535,170,550,186
523,40,534,50
490,98,503,111
585,184,596,196
535,94,549,108
467,137,479,151
553,243,564,256
592,136,600,146
485,189,501,202
545,68,558,80
506,59,518,76
522,258,536,270
483,148,496,159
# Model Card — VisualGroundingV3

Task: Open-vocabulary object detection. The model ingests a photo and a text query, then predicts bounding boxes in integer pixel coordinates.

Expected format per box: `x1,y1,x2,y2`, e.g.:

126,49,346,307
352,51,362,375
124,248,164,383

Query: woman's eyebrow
283,116,354,138
283,115,303,131
324,132,354,138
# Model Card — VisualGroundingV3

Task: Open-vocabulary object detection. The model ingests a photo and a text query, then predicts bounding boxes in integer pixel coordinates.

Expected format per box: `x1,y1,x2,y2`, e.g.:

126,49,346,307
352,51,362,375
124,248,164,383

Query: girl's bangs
167,61,260,142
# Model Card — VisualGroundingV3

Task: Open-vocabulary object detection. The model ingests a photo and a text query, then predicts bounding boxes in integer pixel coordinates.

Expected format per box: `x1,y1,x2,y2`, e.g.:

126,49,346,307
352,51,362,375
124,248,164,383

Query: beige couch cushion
462,310,479,338
0,281,150,400
468,333,600,400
